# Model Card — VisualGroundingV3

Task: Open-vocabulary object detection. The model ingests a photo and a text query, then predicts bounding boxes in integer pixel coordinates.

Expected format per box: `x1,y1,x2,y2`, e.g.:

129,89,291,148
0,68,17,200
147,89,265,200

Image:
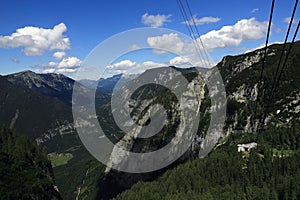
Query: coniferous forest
0,126,61,199
115,123,300,200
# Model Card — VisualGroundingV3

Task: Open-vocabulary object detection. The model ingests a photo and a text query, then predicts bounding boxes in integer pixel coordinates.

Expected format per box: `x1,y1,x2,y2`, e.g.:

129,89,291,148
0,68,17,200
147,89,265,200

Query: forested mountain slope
115,126,300,200
0,75,73,144
0,126,62,199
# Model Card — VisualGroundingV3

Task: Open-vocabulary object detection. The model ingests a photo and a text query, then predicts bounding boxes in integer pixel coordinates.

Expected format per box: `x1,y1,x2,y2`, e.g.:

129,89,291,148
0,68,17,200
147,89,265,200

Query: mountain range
5,70,75,106
79,73,138,94
0,74,73,143
0,41,299,199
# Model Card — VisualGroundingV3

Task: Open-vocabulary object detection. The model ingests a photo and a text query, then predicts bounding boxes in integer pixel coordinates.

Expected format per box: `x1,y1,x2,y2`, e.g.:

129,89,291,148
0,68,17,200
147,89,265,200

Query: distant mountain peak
12,70,36,76
5,70,75,106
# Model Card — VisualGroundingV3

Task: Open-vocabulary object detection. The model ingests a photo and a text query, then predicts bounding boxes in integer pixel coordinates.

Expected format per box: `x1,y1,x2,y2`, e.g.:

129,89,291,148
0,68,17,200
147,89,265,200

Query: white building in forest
237,142,257,152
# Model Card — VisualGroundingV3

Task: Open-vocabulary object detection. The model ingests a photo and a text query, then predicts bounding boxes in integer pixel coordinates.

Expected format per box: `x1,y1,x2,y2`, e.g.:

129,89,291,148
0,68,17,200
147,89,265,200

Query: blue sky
0,0,299,79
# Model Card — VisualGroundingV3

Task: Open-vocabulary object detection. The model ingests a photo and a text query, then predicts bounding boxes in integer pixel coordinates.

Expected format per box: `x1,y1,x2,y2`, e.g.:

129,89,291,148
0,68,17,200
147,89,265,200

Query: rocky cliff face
103,42,300,174
105,67,206,173
219,42,300,132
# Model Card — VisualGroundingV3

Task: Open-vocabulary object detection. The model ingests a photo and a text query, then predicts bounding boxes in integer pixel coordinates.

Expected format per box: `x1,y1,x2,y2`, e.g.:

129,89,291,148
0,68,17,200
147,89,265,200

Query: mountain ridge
0,74,79,152
1,41,299,200
5,70,75,106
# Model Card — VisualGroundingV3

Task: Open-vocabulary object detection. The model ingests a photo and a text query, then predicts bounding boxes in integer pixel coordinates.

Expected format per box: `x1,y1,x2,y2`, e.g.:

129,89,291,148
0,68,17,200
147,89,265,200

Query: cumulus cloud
42,68,55,73
0,23,70,56
145,18,268,58
53,51,66,60
106,60,137,70
169,56,190,67
33,55,81,75
128,44,141,51
56,68,77,73
141,61,165,69
200,18,268,51
147,33,185,54
106,60,165,74
105,57,209,75
245,41,283,53
183,16,220,26
48,61,57,67
169,55,212,68
146,32,206,55
105,56,214,75
141,13,172,28
58,56,82,68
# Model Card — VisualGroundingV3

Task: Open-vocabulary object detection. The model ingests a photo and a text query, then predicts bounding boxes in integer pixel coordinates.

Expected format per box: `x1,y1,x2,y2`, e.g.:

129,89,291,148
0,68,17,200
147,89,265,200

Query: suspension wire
262,0,299,126
184,0,212,67
177,0,207,66
176,0,207,67
256,0,276,106
272,20,300,97
254,0,276,133
258,20,300,135
269,0,298,103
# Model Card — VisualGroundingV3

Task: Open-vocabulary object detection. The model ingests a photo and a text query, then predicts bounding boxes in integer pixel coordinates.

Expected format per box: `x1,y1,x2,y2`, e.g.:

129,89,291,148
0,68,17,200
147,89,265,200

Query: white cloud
42,68,55,73
0,23,70,56
128,44,141,51
33,56,81,75
53,51,66,60
200,18,268,51
169,56,190,67
183,16,220,26
58,56,82,68
114,70,127,74
56,68,77,73
168,55,212,68
251,8,259,13
48,61,58,67
147,33,185,54
284,17,299,24
106,60,138,70
141,61,165,69
141,13,172,28
245,41,283,53
105,56,214,76
244,44,264,53
147,18,268,53
106,60,165,75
